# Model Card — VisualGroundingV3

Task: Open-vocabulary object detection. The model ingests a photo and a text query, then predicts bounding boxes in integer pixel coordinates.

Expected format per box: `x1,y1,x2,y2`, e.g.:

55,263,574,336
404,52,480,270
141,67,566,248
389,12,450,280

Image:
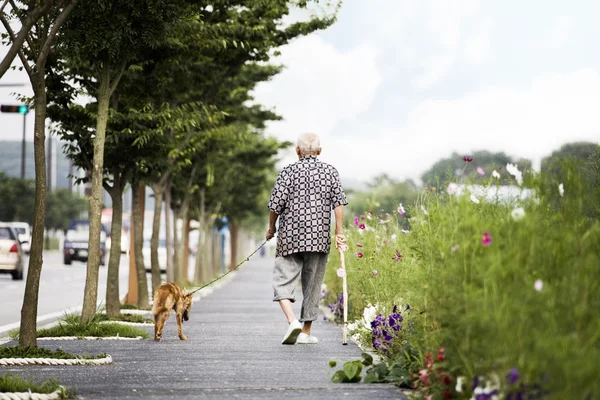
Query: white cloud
550,16,572,49
299,69,600,182
253,34,382,146
464,20,492,65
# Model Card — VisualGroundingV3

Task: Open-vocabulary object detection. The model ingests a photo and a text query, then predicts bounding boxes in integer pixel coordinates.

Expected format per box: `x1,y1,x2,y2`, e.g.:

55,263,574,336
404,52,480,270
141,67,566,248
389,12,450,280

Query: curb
0,387,65,400
98,321,153,327
37,336,143,341
0,354,113,366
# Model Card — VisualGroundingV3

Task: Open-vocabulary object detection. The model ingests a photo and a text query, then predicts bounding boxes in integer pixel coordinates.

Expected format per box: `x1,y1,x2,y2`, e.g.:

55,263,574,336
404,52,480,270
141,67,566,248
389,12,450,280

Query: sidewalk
2,256,407,399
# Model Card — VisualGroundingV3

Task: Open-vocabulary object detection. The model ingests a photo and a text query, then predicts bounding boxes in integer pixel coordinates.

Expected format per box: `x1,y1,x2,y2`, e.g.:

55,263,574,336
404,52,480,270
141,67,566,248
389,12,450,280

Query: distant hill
0,140,71,189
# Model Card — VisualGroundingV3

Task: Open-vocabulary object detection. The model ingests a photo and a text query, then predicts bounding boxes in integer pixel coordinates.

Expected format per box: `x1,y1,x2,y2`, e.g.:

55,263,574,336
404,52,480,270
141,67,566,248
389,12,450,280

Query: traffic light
0,104,29,114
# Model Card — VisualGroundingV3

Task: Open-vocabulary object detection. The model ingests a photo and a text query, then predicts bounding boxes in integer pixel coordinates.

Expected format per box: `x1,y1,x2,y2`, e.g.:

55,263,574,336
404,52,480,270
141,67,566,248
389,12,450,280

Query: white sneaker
281,320,302,345
296,332,319,344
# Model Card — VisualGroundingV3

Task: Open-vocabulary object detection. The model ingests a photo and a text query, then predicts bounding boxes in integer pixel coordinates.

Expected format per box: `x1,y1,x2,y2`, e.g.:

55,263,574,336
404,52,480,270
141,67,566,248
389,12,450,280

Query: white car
142,238,167,273
11,222,31,254
0,222,24,280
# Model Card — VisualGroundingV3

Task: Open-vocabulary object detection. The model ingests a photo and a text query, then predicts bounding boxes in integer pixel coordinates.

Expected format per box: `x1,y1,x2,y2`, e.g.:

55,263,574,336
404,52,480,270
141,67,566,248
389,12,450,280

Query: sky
1,0,599,185
252,0,600,184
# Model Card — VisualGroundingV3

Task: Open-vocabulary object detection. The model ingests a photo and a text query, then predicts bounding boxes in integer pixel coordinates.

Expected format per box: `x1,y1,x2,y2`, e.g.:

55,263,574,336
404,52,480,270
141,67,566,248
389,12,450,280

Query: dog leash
188,240,268,296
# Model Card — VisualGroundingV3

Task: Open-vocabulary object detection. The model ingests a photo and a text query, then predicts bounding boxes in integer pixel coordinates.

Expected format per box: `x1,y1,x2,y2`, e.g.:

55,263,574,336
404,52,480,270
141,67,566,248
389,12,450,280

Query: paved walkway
2,256,407,399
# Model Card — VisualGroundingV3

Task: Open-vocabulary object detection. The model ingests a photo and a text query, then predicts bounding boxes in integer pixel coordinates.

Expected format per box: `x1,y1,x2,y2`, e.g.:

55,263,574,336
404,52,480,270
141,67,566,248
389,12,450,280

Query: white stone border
99,321,153,327
0,387,65,400
0,355,113,366
37,336,143,341
117,309,151,316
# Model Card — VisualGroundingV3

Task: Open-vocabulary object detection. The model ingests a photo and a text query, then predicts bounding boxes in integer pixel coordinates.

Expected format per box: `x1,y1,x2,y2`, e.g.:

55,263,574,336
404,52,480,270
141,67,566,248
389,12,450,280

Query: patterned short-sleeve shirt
268,156,348,257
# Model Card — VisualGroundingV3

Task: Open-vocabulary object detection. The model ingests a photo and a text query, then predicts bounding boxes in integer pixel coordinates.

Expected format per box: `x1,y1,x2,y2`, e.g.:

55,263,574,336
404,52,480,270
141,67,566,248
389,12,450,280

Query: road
0,251,130,334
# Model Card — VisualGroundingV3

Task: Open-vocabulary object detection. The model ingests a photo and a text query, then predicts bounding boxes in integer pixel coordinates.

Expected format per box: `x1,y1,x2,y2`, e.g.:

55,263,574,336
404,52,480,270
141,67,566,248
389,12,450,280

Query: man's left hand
266,228,276,241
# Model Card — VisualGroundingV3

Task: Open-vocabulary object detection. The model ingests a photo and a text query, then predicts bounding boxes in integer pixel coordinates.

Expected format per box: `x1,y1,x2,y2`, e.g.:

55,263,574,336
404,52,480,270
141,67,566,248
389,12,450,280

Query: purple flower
481,232,492,247
392,250,403,262
359,223,366,230
371,270,379,277
373,339,381,349
356,242,364,248
353,216,359,226
506,368,520,385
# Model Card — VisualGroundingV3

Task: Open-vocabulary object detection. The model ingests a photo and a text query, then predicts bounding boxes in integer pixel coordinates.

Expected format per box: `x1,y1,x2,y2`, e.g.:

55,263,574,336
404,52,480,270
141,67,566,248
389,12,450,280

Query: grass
0,372,62,394
0,346,106,360
324,161,600,398
9,313,150,340
120,304,152,311
97,313,153,324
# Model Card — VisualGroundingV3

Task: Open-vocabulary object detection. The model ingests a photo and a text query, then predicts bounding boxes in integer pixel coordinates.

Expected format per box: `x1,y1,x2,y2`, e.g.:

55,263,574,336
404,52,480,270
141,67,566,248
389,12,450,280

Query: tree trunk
105,177,123,318
19,76,47,347
164,179,174,282
172,206,182,285
150,184,163,296
204,226,213,279
132,183,149,308
228,220,239,271
81,65,112,324
182,211,190,285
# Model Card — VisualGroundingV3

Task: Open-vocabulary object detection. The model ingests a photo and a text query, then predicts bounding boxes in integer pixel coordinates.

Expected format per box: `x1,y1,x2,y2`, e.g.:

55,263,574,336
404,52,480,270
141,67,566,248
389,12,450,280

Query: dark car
63,220,107,266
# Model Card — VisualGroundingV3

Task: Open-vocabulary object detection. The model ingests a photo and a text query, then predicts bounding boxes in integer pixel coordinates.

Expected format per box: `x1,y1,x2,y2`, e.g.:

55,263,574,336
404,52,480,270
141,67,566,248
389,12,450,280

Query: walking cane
337,236,348,345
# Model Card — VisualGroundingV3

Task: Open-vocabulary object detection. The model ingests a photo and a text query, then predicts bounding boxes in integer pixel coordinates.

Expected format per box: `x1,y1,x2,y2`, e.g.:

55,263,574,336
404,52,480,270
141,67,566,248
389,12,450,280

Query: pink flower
372,270,378,277
447,182,459,195
359,223,366,230
353,216,359,226
481,232,492,246
477,166,485,175
397,203,406,216
463,156,473,163
392,250,403,262
336,268,345,278
356,243,364,248
355,252,364,258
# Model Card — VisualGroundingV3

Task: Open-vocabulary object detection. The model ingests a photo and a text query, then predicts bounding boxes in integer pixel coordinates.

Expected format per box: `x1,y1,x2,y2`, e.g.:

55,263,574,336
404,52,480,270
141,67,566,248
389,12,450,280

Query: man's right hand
335,233,346,249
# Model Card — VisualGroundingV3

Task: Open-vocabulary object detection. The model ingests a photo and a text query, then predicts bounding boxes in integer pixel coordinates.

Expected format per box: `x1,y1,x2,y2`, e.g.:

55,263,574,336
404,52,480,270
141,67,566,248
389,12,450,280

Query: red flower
463,156,473,162
418,369,430,387
441,374,452,386
443,391,453,399
359,223,366,230
437,347,445,362
425,353,433,369
481,232,492,247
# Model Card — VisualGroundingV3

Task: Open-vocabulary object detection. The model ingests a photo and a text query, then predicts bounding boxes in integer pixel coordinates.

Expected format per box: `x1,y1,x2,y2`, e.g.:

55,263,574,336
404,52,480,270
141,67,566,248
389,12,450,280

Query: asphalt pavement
1,255,408,399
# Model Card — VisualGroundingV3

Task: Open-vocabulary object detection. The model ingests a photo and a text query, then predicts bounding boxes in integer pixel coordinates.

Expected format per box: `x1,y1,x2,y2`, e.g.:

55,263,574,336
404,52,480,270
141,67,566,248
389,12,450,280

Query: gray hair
297,133,321,154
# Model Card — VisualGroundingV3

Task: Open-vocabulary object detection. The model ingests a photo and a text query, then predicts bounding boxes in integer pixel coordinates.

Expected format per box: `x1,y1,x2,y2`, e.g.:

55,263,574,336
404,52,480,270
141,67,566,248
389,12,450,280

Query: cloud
253,34,382,145
309,69,600,182
464,20,492,65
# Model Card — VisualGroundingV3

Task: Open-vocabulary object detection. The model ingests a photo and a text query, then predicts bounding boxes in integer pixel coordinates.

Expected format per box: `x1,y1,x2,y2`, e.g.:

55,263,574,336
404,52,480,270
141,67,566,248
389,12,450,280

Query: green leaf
343,360,362,380
361,352,373,366
331,370,349,383
328,360,337,368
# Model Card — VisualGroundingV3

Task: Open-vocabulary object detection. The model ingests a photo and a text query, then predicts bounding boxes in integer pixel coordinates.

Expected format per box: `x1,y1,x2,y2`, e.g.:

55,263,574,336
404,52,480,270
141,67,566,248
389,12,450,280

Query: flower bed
324,160,599,398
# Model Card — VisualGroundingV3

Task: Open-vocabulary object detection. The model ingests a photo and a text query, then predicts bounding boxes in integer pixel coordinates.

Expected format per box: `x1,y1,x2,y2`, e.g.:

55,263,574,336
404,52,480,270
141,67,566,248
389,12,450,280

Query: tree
541,142,600,175
58,0,182,323
421,150,532,186
1,0,78,347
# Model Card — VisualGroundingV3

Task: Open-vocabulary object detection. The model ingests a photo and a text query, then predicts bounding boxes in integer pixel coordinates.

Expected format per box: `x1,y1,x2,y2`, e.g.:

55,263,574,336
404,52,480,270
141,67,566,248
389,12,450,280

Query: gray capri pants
272,252,329,322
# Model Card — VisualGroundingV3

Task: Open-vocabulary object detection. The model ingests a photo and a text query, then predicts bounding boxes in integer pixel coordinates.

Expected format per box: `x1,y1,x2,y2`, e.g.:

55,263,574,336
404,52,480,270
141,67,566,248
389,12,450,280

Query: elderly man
266,133,347,345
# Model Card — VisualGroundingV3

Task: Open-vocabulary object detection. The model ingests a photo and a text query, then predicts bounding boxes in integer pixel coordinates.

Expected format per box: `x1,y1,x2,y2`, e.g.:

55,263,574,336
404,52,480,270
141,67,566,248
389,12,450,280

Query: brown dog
152,282,194,341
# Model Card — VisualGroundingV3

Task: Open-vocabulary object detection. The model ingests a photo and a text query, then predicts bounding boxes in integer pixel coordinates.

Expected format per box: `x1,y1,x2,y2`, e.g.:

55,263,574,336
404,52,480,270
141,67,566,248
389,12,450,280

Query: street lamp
1,104,30,178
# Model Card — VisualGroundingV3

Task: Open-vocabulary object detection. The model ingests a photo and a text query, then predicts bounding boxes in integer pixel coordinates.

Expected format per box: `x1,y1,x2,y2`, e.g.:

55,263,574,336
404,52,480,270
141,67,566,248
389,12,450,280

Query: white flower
451,244,460,252
447,182,459,195
421,205,429,215
492,170,501,179
506,163,523,186
534,279,543,292
397,203,406,216
558,183,564,197
470,194,480,204
340,243,349,252
456,376,464,393
336,268,346,278
511,207,525,221
390,234,397,242
401,229,410,234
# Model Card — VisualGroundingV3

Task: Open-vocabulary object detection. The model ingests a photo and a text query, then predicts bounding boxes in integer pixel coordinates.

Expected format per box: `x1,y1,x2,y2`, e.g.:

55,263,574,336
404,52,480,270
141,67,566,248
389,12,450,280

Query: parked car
0,222,24,280
142,238,167,273
63,220,107,266
10,222,31,254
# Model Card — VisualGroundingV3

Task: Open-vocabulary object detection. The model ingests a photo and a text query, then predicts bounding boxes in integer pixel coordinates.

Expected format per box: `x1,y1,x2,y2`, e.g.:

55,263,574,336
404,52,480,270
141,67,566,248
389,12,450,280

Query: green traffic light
18,105,28,114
